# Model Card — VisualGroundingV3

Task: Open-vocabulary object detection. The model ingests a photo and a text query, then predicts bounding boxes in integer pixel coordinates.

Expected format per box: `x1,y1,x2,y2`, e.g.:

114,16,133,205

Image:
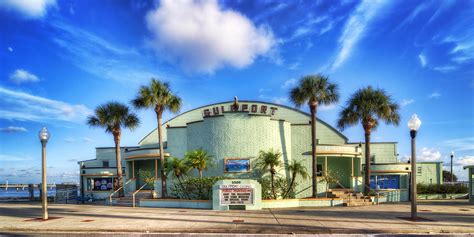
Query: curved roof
138,100,348,145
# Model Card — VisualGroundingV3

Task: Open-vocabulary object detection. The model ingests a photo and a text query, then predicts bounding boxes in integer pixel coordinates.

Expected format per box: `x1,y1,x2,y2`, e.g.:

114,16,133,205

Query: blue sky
0,0,473,183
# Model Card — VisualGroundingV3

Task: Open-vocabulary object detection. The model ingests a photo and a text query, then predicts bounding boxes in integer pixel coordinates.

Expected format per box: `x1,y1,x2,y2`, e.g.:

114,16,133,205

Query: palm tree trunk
271,170,276,199
364,129,371,195
156,112,167,198
113,131,124,197
283,173,296,199
199,170,203,178
310,102,318,198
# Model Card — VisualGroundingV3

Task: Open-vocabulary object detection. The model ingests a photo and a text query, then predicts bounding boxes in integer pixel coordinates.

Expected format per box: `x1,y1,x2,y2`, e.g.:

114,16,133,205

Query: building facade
79,100,442,201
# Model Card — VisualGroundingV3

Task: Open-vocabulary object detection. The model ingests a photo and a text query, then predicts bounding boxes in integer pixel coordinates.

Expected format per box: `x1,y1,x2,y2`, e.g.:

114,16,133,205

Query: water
0,187,56,198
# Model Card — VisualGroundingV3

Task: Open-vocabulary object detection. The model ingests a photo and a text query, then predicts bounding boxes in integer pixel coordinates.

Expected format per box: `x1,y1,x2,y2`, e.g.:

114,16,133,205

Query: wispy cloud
0,154,32,162
7,47,13,52
428,92,441,99
83,137,93,144
0,126,28,133
330,0,388,71
418,53,427,67
0,87,92,123
0,0,56,19
281,78,297,89
455,156,474,166
50,21,161,84
400,99,414,107
9,69,40,84
433,65,457,73
440,137,474,152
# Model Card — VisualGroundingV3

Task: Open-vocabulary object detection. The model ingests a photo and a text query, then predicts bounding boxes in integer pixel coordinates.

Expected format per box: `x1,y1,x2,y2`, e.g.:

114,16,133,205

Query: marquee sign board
219,184,254,205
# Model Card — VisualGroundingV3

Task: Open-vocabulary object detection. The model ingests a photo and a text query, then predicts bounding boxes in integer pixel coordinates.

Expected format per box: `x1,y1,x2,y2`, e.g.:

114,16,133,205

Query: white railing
109,179,134,205
132,183,148,208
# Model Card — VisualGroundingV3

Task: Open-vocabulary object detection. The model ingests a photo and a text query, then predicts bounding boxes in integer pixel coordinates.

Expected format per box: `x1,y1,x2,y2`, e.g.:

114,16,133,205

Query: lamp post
38,127,50,220
408,114,421,220
450,151,454,183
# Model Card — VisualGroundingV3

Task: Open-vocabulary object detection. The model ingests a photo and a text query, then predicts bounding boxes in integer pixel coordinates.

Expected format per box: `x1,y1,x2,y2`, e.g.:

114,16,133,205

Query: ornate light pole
38,127,50,220
408,114,421,220
450,151,455,183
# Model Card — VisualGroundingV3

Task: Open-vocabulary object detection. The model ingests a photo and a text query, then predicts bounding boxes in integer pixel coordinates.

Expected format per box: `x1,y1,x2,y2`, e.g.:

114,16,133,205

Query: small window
103,161,109,168
316,164,323,176
370,155,375,164
417,167,422,175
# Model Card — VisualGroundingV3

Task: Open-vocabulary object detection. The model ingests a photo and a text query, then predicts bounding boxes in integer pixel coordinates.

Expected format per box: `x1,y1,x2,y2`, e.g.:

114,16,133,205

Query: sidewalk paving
0,200,473,235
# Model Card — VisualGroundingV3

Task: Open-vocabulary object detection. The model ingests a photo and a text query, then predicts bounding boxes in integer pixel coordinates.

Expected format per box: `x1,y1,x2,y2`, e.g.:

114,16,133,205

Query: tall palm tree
283,160,309,199
132,78,182,198
87,102,140,196
165,157,191,199
337,86,400,195
185,149,214,178
289,74,339,198
255,149,283,199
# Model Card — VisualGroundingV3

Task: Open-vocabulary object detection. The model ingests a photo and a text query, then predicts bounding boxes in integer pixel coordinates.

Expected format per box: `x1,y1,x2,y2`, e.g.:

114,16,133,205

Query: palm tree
87,102,139,196
255,149,283,199
283,160,309,199
289,74,339,198
132,79,182,198
337,86,400,195
165,157,191,199
185,149,214,178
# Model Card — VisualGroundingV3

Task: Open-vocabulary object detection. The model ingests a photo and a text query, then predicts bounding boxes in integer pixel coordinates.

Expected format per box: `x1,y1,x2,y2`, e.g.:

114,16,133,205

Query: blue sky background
0,0,473,183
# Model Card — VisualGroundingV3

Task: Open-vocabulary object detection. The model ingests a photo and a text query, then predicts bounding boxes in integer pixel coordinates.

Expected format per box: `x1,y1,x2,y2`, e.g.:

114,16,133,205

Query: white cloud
331,0,387,71
400,99,414,107
418,147,442,162
7,47,13,52
83,137,93,144
0,0,56,19
281,78,297,89
9,69,40,84
418,53,427,67
440,137,474,152
433,65,457,73
64,137,76,143
272,97,288,105
455,156,474,167
145,0,276,73
0,87,92,123
428,92,441,99
319,104,338,111
288,62,299,70
0,126,28,133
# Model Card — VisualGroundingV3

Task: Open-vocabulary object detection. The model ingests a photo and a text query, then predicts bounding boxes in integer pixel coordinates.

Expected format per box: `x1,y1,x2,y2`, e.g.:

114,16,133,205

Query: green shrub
417,183,468,194
257,176,294,199
170,176,224,200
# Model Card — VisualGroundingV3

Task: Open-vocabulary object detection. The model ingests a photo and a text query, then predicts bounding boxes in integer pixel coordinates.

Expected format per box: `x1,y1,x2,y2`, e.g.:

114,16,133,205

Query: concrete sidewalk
0,200,473,235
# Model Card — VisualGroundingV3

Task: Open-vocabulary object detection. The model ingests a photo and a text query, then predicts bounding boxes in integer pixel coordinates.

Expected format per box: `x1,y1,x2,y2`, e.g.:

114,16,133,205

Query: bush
417,183,468,194
257,176,294,199
170,176,224,200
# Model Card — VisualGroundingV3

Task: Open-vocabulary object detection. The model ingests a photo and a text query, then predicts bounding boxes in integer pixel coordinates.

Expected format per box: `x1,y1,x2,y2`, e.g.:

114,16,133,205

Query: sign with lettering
203,104,278,117
220,184,254,205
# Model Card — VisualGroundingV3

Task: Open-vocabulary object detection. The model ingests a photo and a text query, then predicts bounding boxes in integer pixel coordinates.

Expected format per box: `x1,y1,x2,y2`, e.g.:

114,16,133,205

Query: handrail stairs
132,183,148,208
109,179,134,205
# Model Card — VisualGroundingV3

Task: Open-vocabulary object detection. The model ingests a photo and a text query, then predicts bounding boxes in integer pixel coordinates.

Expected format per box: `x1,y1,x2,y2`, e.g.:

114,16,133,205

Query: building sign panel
220,184,254,205
224,158,251,173
203,104,278,117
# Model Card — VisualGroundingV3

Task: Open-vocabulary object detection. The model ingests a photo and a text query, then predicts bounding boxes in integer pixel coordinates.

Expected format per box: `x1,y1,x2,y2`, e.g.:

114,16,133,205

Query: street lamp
38,127,50,220
450,151,455,183
408,114,421,220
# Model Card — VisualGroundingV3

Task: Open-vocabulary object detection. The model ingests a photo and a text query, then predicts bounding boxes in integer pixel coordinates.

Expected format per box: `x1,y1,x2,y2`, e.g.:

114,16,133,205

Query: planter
140,198,212,209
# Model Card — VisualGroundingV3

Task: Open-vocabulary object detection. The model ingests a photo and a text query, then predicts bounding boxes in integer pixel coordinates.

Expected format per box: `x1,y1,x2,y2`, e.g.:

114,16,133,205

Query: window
370,155,376,164
316,164,323,176
370,175,400,189
417,167,422,175
102,161,109,168
87,178,113,191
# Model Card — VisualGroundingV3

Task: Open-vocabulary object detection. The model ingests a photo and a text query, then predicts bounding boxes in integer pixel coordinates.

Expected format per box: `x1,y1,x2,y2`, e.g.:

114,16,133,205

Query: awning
125,153,171,161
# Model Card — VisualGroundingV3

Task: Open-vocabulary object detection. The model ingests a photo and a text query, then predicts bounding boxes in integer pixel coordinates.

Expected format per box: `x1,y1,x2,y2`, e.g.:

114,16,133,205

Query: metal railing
132,183,148,208
109,179,134,205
